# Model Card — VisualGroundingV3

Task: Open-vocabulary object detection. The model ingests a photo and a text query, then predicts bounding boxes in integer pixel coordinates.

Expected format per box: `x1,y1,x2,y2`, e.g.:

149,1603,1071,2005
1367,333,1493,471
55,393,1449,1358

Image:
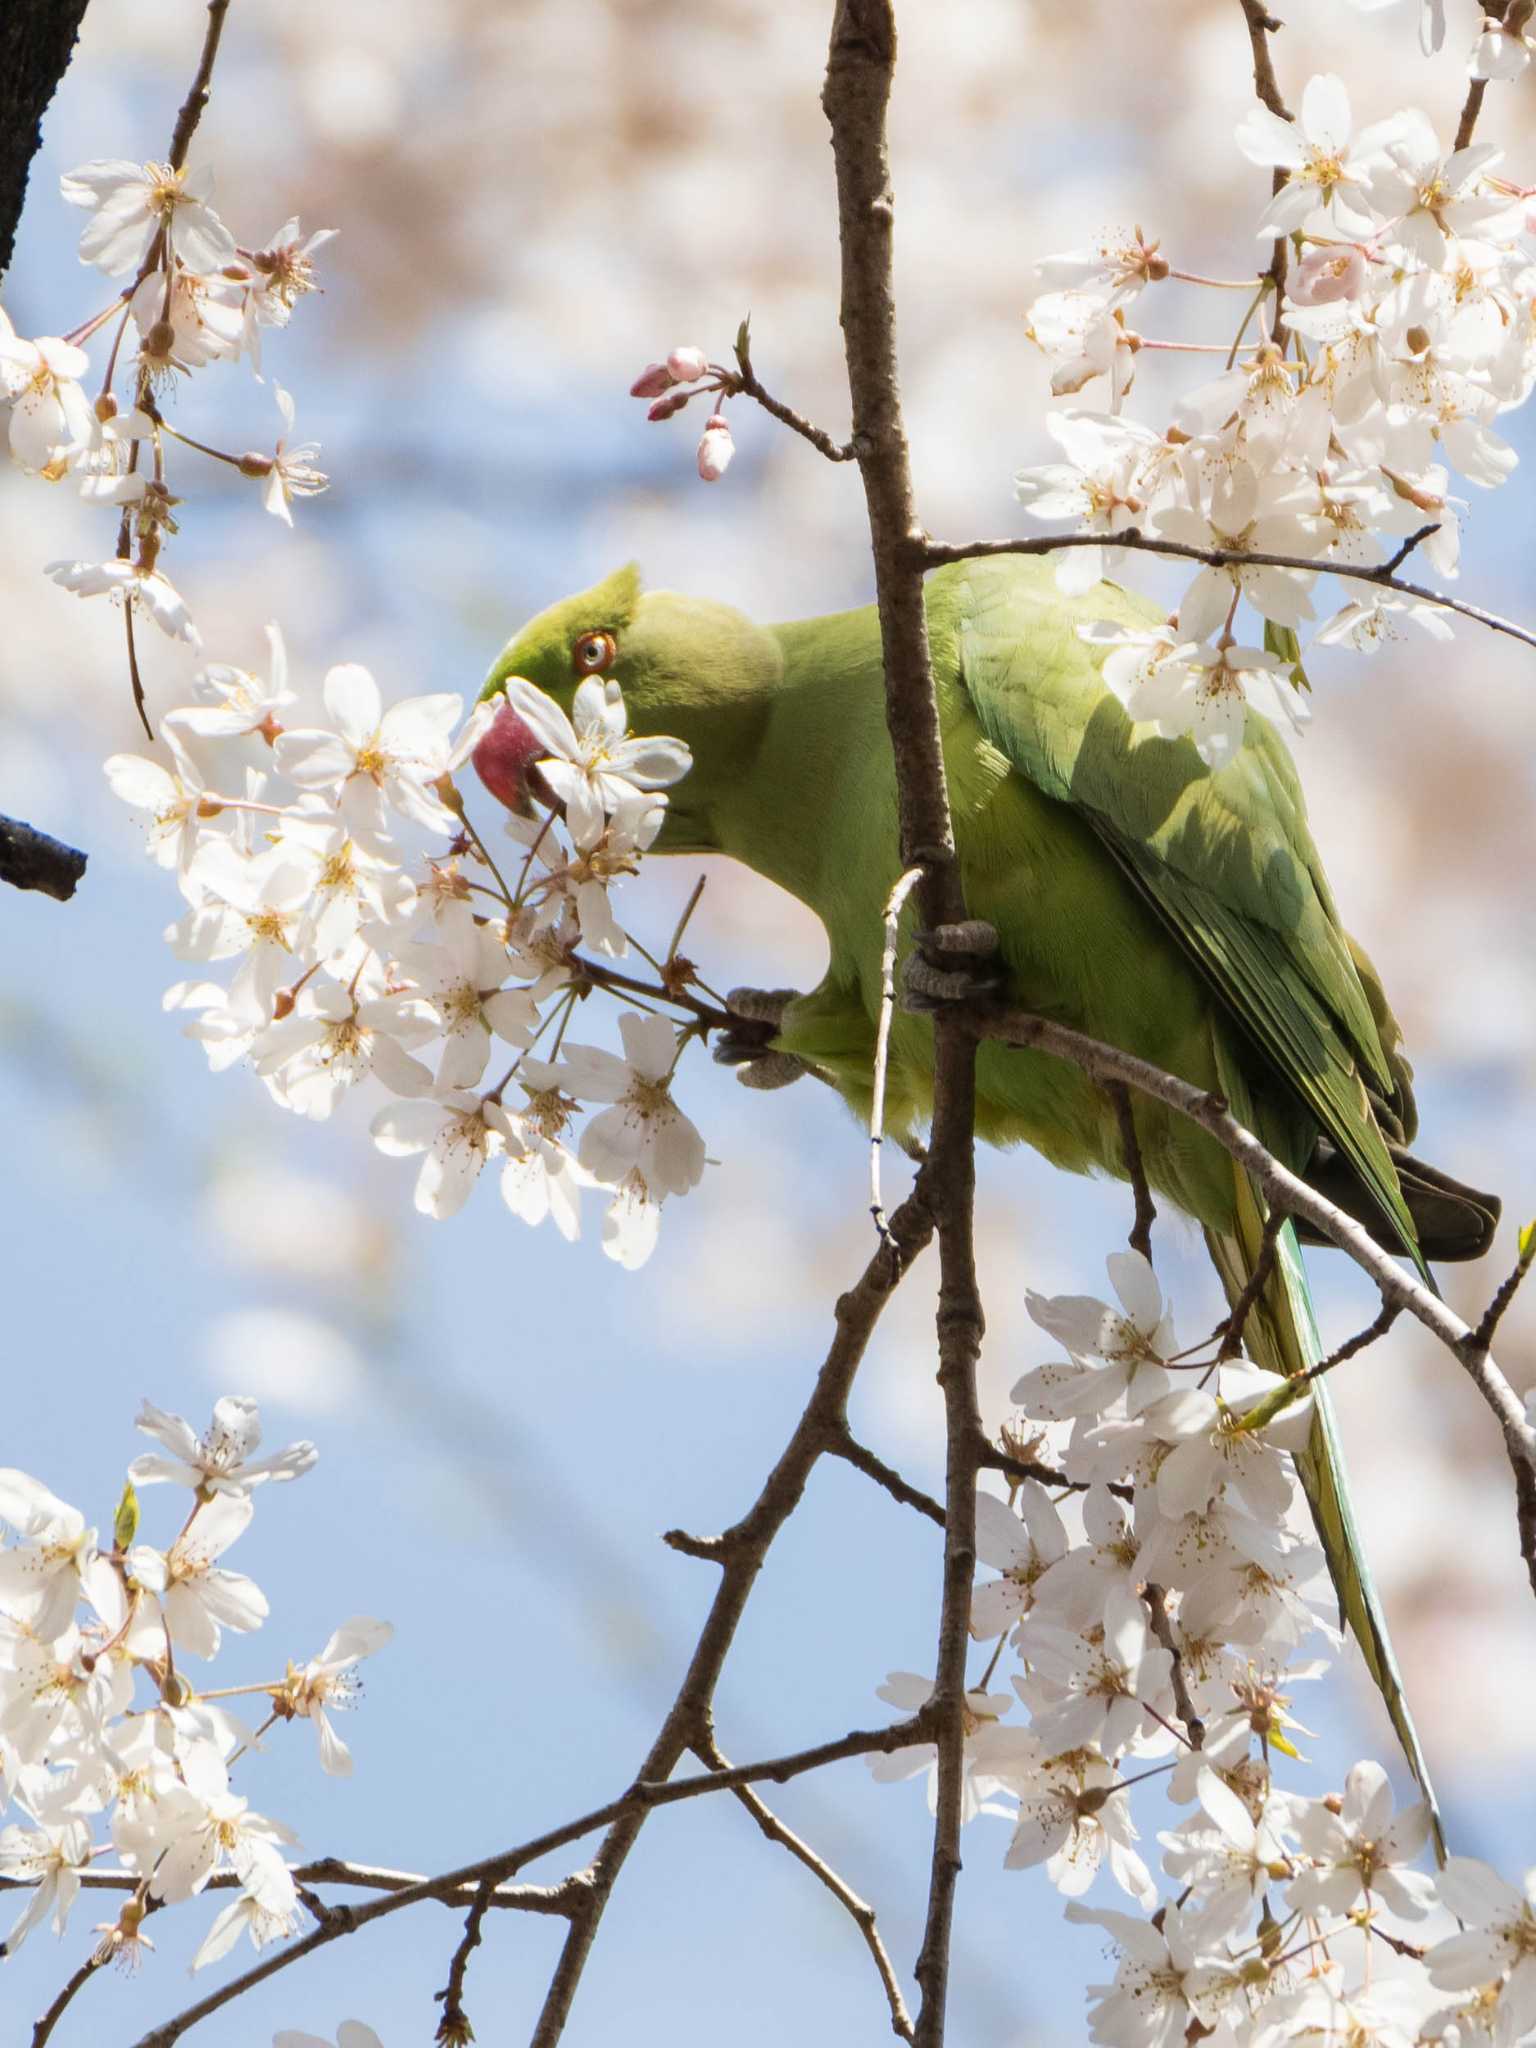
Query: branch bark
919,527,1536,657
0,0,92,283
822,9,985,2042
0,815,87,901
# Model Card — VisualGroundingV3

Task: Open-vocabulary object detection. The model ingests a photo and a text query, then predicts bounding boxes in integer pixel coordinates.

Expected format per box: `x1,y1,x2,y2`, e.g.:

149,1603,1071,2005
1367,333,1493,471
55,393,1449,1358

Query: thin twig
1145,1584,1205,1750
434,1879,495,2045
1107,1081,1157,1261
166,0,232,171
1454,1,1514,150
124,599,152,741
31,1951,103,2048
1300,1299,1401,1385
831,1428,947,1527
130,1715,936,2048
697,1733,916,2042
960,1001,1536,1491
1234,0,1292,348
871,863,926,1242
917,527,1536,657
1464,1233,1534,1362
733,331,857,463
975,1435,1134,1504
2,1858,585,1907
1218,1205,1287,1361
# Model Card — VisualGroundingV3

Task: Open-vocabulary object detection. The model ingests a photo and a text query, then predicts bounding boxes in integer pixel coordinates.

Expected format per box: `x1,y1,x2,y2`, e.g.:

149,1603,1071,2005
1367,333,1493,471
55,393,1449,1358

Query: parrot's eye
572,631,617,675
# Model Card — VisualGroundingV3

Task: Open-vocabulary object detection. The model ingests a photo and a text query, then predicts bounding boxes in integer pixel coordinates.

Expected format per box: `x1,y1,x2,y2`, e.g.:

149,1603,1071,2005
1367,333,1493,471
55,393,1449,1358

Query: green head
474,564,782,851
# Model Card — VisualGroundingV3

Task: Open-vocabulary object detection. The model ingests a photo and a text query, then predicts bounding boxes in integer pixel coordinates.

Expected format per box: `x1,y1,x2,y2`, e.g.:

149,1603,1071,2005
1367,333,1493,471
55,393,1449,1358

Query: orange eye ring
572,630,617,675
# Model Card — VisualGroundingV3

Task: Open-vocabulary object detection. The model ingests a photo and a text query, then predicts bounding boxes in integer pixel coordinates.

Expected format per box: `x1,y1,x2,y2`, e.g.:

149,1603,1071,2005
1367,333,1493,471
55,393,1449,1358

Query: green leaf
1519,1218,1536,1269
1263,619,1312,696
733,314,752,376
114,1478,139,1552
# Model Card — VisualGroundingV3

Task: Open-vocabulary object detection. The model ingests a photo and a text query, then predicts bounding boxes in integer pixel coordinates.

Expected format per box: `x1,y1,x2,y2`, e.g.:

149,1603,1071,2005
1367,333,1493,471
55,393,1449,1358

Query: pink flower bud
629,360,675,399
697,412,735,483
1287,245,1367,307
646,389,692,422
666,345,709,383
473,698,548,815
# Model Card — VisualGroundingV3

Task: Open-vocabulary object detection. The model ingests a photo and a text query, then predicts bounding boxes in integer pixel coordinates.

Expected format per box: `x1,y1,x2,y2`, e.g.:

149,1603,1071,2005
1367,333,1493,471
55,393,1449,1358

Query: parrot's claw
901,921,1004,1013
723,985,801,1028
713,987,810,1090
733,1050,809,1091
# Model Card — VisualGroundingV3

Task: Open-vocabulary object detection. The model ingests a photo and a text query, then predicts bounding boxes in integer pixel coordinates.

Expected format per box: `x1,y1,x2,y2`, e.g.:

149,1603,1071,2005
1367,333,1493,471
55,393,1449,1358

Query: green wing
944,554,1441,1830
945,556,1423,1276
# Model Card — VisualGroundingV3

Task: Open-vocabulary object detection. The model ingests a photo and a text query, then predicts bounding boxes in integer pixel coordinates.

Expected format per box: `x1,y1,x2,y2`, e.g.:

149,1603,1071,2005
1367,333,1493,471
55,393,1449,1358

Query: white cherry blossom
128,1396,317,1495
60,158,237,276
497,674,692,849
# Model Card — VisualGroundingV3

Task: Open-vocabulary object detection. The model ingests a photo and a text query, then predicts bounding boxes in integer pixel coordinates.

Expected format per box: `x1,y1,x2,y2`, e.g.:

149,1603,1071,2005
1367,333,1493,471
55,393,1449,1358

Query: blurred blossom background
2,1,1534,2041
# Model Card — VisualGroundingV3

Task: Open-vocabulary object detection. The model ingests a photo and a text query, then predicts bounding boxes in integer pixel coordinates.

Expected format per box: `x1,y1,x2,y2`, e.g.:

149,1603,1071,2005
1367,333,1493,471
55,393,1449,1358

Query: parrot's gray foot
901,921,1004,1012
712,987,809,1090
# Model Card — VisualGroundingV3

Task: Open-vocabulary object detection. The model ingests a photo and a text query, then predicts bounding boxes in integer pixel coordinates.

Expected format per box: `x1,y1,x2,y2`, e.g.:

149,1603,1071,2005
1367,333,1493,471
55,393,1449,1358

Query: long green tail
1206,1182,1443,1855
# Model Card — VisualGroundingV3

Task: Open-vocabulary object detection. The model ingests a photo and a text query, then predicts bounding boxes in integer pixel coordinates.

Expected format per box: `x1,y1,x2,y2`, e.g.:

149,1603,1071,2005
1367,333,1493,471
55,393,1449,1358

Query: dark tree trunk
0,0,92,281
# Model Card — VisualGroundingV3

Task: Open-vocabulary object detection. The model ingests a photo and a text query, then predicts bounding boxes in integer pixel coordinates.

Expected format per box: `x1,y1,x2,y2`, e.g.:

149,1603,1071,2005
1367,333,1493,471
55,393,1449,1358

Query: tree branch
31,1948,102,2048
0,0,92,284
0,815,88,902
166,0,232,174
1234,0,1292,347
1455,1,1514,151
821,9,987,2043
513,1178,935,2043
131,1715,935,2048
919,527,1536,657
956,1001,1536,1578
1107,1080,1157,1261
830,1427,947,1527
697,1733,916,2042
732,329,856,463
433,1878,494,2046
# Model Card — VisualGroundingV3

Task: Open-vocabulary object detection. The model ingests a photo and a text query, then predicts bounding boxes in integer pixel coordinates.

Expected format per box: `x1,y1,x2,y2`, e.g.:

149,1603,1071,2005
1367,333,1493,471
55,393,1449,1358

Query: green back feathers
946,556,1423,1273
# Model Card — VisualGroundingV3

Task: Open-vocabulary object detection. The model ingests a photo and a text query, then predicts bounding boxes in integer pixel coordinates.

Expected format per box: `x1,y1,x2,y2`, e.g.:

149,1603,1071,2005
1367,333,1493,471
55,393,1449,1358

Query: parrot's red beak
472,698,550,816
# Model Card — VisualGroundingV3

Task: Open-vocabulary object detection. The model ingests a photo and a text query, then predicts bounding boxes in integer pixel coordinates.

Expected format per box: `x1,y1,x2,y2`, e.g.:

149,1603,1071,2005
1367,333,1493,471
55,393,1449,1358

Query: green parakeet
475,556,1499,1827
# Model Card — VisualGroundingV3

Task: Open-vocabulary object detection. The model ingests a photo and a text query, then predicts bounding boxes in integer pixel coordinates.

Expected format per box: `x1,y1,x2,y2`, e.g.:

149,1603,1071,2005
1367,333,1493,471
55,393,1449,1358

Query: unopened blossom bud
646,389,691,422
666,345,709,383
95,391,119,422
697,412,734,482
629,360,675,398
1288,245,1366,306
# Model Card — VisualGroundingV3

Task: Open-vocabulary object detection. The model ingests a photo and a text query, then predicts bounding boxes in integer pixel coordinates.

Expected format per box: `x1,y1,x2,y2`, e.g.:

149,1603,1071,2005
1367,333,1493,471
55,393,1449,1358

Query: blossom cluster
105,647,706,1266
0,1397,390,1977
1009,64,1536,766
870,1251,1536,2047
0,153,333,656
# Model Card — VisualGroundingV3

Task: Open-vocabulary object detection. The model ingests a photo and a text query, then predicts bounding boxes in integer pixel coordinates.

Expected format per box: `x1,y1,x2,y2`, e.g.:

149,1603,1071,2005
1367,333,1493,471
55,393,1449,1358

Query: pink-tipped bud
696,412,735,483
646,389,691,422
472,696,548,815
1287,245,1367,307
629,360,675,399
666,345,709,383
